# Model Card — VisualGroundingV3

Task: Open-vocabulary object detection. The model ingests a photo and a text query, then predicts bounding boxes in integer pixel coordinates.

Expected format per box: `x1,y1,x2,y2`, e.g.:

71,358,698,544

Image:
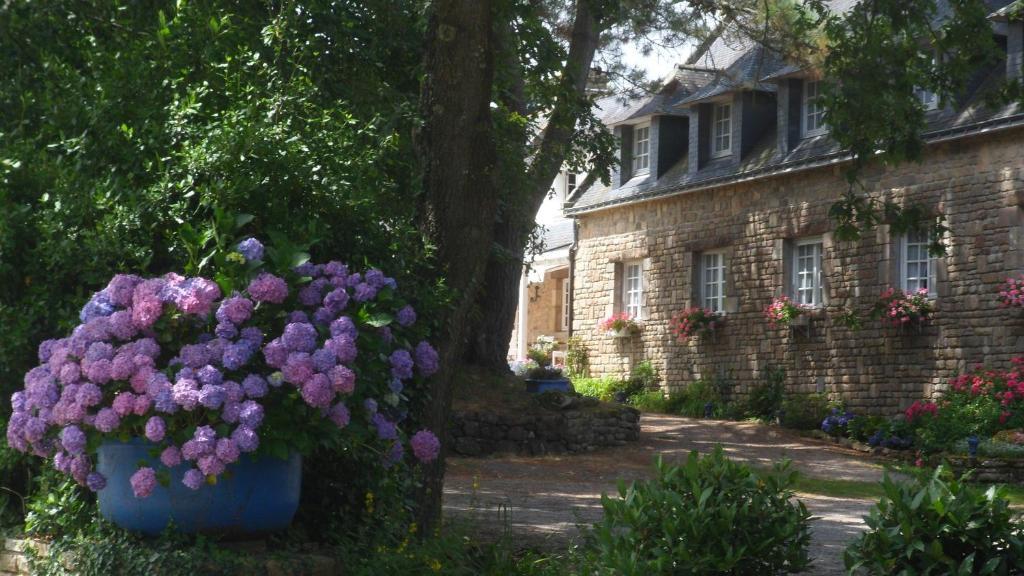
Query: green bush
565,336,590,379
572,377,621,401
780,393,833,430
845,467,1024,574
667,379,723,418
591,447,812,574
847,414,889,443
747,366,785,422
629,390,671,412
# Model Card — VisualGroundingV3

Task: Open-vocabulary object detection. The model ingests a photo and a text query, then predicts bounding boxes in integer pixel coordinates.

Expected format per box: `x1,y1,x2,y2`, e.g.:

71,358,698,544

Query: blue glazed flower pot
525,378,572,394
97,439,301,536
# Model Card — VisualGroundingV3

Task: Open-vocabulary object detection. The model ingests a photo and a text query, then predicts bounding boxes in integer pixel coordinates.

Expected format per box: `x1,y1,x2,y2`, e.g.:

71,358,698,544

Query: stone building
564,4,1024,413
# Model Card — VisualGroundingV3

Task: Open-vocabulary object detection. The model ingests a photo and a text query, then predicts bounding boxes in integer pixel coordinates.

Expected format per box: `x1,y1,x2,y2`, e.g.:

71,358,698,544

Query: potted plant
871,287,933,331
764,295,810,329
524,365,572,394
5,237,442,535
997,274,1024,308
599,312,641,338
670,307,724,342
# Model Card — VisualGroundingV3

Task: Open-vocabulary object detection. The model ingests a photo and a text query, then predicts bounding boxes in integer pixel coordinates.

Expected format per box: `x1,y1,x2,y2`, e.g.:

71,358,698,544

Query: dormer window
632,124,650,174
565,172,577,196
915,87,939,110
802,80,827,136
712,102,732,158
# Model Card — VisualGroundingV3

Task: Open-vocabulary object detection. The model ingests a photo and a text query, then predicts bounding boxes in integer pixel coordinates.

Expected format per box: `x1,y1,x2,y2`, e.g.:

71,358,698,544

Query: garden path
443,414,889,575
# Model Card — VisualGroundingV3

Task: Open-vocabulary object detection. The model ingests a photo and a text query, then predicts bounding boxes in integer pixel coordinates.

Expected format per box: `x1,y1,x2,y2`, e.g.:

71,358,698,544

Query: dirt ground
443,414,888,575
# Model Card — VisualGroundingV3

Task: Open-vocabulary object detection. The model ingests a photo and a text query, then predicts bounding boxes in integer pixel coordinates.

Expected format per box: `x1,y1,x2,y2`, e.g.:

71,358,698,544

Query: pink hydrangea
130,467,157,498
247,273,288,304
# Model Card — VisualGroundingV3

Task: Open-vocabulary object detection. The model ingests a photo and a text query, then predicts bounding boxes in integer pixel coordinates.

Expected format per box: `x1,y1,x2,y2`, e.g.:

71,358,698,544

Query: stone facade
511,267,570,352
572,128,1024,414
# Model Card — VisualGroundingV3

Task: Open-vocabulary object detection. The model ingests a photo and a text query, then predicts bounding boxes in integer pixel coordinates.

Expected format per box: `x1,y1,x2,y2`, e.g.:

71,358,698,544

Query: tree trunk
415,0,499,533
466,0,602,369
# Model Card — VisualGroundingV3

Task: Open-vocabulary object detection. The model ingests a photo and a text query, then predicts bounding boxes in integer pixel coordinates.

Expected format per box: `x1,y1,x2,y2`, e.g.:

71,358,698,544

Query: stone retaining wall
0,539,35,576
449,402,641,457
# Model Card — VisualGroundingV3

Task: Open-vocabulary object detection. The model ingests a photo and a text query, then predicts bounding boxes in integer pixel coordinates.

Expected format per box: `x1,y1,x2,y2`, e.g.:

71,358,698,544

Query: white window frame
792,238,824,307
701,252,727,313
900,230,938,297
712,102,732,158
915,52,940,111
559,278,570,331
565,172,577,197
631,124,650,174
802,80,827,137
622,260,644,319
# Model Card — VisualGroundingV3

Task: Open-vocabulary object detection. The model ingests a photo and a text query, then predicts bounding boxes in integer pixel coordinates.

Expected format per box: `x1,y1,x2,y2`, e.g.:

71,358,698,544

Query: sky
619,40,694,82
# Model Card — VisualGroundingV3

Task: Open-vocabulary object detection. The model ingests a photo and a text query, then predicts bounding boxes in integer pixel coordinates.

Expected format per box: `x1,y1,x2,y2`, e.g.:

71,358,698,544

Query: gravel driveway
444,414,889,575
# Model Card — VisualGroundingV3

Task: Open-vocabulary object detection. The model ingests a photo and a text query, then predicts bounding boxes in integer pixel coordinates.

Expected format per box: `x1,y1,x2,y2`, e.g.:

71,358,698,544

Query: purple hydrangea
223,380,244,403
239,400,264,429
80,291,116,323
216,296,254,325
183,468,205,490
130,467,157,498
160,446,182,467
198,455,226,476
180,344,211,369
263,339,289,369
232,427,259,453
197,365,223,387
241,374,268,398
215,322,239,340
215,438,240,464
239,327,264,350
70,455,91,484
396,305,416,327
294,262,320,277
323,261,347,278
353,283,377,302
326,336,357,364
60,425,86,455
328,403,350,428
247,273,288,304
107,311,137,341
172,378,200,411
329,365,356,394
282,353,314,385
76,383,103,408
112,392,136,417
236,238,264,262
222,343,253,371
389,349,414,380
300,374,334,408
384,441,404,467
415,341,440,377
410,430,441,463
372,413,398,440
86,471,107,492
221,401,242,424
323,288,349,314
94,408,120,433
282,322,318,353
105,274,142,307
311,349,337,373
329,317,357,340
145,417,166,442
298,284,324,307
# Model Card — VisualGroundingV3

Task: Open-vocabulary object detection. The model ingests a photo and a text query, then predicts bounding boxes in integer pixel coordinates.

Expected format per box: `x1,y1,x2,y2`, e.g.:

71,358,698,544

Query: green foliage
748,366,786,422
571,377,621,402
564,336,590,379
667,379,725,418
779,393,832,431
844,467,1024,574
591,448,812,574
24,471,95,537
628,360,658,392
628,390,672,413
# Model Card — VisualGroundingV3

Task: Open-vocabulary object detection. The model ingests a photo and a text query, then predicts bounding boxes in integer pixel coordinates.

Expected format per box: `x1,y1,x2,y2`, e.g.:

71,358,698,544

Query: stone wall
572,128,1024,414
0,539,35,576
449,401,641,457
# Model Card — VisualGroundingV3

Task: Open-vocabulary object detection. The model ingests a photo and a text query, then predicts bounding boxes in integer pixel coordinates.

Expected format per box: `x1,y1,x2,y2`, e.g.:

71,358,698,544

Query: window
559,278,570,331
565,172,577,196
915,87,938,110
623,261,644,319
901,230,937,295
632,125,650,174
712,102,732,157
701,252,726,312
802,80,826,136
792,238,823,307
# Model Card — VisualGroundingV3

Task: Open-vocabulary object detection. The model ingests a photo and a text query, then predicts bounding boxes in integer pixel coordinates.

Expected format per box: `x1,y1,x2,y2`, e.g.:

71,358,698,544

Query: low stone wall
449,398,641,457
0,539,37,576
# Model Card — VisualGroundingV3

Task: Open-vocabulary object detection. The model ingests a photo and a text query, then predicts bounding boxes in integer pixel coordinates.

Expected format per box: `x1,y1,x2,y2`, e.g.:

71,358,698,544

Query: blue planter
525,378,572,394
97,439,301,536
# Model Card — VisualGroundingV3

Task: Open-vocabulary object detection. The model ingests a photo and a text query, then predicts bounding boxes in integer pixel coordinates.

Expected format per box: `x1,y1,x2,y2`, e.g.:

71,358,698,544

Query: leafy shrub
564,336,590,379
572,377,620,402
629,391,669,412
779,393,832,430
821,407,858,437
668,379,724,418
591,447,812,574
748,366,785,421
847,414,888,442
628,361,659,392
950,436,1024,459
844,467,1024,574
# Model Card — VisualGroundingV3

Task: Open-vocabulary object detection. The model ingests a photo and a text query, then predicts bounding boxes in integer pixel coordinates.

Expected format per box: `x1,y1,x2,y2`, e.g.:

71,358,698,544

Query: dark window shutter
620,126,634,182
787,79,803,151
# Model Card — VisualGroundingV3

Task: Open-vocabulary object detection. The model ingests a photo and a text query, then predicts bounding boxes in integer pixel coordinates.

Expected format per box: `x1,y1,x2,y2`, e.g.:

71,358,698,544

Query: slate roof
538,218,574,254
990,0,1023,20
566,65,1023,215
594,66,716,125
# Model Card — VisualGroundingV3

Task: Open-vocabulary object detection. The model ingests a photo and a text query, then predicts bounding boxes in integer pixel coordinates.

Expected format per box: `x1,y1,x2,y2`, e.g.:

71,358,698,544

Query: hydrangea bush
7,238,440,498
